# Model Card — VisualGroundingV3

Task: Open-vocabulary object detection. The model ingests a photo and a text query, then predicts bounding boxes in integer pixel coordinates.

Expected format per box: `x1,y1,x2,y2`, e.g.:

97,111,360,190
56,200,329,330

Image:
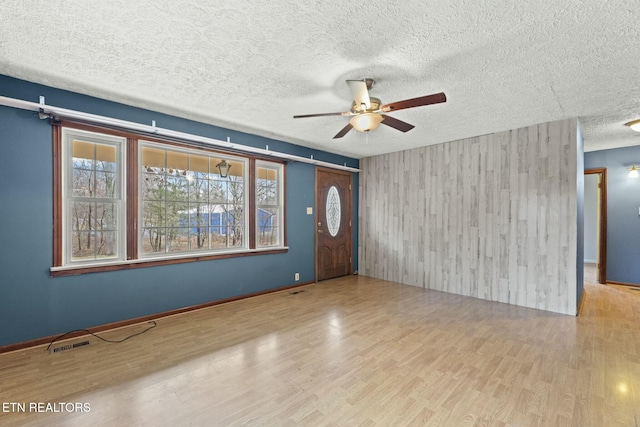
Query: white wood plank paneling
359,119,578,315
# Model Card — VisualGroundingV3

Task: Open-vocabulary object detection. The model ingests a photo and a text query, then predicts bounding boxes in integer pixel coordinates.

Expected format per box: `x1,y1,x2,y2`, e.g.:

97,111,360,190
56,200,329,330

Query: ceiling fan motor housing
351,97,381,114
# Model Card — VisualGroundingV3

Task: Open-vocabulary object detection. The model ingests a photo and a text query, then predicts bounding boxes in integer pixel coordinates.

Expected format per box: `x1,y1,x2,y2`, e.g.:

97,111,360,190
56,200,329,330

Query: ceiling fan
293,78,447,139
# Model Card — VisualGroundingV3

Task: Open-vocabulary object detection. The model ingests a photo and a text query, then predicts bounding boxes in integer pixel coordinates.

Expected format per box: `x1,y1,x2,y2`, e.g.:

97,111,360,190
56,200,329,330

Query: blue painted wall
585,145,640,284
0,75,359,347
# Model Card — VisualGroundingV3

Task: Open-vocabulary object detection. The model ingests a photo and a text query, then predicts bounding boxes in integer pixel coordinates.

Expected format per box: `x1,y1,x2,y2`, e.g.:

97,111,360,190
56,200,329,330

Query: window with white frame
139,142,248,256
54,125,287,274
62,128,126,265
256,161,283,247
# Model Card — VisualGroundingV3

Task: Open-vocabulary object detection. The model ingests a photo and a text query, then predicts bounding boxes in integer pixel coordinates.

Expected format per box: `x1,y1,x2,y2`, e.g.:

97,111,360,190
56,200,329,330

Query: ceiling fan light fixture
625,119,640,132
350,113,383,133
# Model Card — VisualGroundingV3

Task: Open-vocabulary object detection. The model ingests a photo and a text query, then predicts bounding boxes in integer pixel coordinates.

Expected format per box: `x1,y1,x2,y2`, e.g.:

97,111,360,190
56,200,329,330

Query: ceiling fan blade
333,123,353,139
381,92,447,112
346,80,371,109
381,115,415,132
293,111,349,119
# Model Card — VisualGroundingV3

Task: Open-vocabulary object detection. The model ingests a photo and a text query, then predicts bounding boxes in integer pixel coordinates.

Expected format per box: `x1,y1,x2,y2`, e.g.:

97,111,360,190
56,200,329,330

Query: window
256,161,283,247
62,128,126,265
139,142,248,256
53,125,286,275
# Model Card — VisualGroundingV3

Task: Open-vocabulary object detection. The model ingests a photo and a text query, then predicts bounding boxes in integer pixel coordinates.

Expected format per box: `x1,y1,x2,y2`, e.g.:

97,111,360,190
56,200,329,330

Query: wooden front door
316,167,352,281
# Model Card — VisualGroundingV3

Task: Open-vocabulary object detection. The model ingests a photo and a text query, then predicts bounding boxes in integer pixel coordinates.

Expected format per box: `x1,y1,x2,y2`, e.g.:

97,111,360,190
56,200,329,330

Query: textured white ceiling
1,1,639,158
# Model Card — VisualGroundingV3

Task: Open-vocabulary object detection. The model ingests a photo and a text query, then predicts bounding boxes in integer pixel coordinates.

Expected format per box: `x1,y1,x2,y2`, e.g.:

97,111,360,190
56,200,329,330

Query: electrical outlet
295,273,300,281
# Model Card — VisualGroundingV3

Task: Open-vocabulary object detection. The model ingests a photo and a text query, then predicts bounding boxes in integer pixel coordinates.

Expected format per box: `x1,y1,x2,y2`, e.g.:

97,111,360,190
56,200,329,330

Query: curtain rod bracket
38,95,49,119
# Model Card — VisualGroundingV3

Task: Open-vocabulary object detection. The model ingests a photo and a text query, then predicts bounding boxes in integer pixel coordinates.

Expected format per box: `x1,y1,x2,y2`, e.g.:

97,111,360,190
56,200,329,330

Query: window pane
257,167,277,205
210,180,227,203
142,200,164,229
72,167,94,197
69,200,120,254
166,228,189,253
190,225,209,250
166,151,188,172
190,154,209,176
189,176,209,202
72,140,95,162
95,171,117,198
71,231,93,260
256,162,282,248
166,202,188,227
189,204,210,227
95,231,118,258
258,183,277,205
228,180,245,218
94,144,116,163
72,140,119,199
165,176,189,202
258,208,279,246
142,227,166,253
209,207,224,236
96,156,116,173
70,231,117,261
141,146,165,168
142,172,165,201
211,230,227,249
230,227,244,247
71,202,94,231
228,207,244,230
258,227,279,246
95,202,118,231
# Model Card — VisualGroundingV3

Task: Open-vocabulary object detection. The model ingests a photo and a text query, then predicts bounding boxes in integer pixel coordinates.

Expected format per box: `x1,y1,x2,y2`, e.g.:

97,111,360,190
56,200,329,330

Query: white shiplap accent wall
359,119,578,315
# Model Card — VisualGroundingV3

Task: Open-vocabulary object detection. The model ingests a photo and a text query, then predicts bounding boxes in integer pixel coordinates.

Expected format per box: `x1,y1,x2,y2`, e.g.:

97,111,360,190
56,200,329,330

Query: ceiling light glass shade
350,113,383,133
628,165,639,178
625,119,640,132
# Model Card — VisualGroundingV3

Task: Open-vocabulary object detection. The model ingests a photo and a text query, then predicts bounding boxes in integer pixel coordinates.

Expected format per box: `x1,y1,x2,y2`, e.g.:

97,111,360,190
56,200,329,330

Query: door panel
316,168,352,281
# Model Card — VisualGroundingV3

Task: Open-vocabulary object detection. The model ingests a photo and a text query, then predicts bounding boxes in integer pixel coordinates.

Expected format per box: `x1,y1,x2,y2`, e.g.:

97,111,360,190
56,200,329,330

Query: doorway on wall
584,168,607,284
315,167,352,281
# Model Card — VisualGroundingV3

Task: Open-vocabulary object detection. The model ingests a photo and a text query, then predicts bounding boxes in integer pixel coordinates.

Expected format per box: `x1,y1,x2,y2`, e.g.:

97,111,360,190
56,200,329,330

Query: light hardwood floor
1,272,639,426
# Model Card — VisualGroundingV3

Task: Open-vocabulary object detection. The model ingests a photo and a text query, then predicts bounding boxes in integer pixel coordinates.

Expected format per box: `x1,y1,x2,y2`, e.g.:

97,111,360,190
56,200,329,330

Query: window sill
50,246,289,277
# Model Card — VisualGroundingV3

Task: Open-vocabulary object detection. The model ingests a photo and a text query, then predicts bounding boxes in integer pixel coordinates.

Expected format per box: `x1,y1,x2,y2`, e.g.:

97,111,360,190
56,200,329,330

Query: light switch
307,207,313,215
